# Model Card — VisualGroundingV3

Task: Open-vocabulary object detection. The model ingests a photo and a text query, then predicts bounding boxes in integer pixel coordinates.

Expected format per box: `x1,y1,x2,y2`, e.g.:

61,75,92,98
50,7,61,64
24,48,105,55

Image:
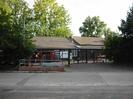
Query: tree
0,0,11,13
119,5,133,37
79,16,107,37
104,33,122,63
118,4,133,63
34,0,72,37
104,4,133,64
104,28,119,39
0,0,35,69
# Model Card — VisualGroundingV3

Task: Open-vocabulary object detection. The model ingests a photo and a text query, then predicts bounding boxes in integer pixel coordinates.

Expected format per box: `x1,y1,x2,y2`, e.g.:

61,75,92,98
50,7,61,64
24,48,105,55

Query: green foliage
104,34,123,62
34,0,72,37
104,35,133,63
0,0,35,69
0,0,11,13
119,5,133,37
0,0,72,69
104,4,133,64
118,4,133,63
79,16,107,37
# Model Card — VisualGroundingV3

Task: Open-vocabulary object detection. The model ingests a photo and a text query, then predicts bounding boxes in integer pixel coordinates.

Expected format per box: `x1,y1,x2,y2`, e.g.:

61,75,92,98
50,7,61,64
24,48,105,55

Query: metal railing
19,59,64,67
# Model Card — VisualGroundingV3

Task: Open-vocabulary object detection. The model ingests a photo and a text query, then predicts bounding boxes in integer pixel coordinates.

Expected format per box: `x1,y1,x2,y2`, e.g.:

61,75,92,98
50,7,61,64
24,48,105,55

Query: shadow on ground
66,63,133,72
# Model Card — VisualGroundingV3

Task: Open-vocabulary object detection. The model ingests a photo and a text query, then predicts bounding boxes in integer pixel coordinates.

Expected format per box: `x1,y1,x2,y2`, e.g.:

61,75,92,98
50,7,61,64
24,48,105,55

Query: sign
60,51,68,59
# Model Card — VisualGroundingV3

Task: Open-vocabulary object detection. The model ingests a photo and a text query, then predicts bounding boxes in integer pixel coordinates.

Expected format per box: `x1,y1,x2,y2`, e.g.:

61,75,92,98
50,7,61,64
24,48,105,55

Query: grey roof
33,36,104,50
72,36,104,46
72,36,104,49
33,37,76,49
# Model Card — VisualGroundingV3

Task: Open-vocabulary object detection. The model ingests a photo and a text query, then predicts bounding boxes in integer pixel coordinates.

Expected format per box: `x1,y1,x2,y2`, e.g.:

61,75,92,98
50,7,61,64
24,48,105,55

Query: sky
26,0,133,36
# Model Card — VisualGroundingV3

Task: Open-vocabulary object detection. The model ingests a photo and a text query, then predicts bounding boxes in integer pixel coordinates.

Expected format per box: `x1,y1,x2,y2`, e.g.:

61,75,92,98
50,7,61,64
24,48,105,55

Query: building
19,36,105,72
72,36,105,63
32,36,105,64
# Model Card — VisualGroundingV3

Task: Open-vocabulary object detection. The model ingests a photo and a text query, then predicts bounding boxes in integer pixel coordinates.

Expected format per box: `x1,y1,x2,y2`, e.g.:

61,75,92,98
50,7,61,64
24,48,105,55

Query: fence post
68,49,71,66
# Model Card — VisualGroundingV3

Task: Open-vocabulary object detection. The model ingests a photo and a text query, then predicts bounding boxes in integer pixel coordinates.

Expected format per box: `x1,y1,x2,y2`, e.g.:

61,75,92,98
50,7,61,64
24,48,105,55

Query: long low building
32,36,105,64
19,36,105,72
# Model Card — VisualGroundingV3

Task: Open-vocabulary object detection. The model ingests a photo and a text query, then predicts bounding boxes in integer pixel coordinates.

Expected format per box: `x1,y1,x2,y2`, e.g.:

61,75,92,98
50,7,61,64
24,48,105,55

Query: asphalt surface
0,63,133,99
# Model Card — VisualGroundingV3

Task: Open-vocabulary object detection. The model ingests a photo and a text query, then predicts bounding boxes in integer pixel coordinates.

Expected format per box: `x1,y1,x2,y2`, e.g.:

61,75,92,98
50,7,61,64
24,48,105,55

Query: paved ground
0,63,133,99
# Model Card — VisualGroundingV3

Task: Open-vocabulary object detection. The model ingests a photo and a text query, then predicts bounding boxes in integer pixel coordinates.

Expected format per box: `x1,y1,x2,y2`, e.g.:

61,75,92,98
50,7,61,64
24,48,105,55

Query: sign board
60,51,68,59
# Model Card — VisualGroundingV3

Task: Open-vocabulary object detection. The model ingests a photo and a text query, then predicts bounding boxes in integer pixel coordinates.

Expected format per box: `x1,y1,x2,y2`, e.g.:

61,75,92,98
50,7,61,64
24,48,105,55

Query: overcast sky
26,0,133,36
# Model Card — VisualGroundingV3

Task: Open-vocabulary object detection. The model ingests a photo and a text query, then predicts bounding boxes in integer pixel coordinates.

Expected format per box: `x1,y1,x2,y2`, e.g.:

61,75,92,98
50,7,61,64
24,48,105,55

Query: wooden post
85,49,88,64
77,49,80,64
68,49,71,66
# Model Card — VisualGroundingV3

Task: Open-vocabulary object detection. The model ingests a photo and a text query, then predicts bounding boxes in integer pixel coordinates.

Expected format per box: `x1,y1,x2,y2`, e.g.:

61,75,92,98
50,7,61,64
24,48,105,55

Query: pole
68,49,71,66
86,49,88,63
